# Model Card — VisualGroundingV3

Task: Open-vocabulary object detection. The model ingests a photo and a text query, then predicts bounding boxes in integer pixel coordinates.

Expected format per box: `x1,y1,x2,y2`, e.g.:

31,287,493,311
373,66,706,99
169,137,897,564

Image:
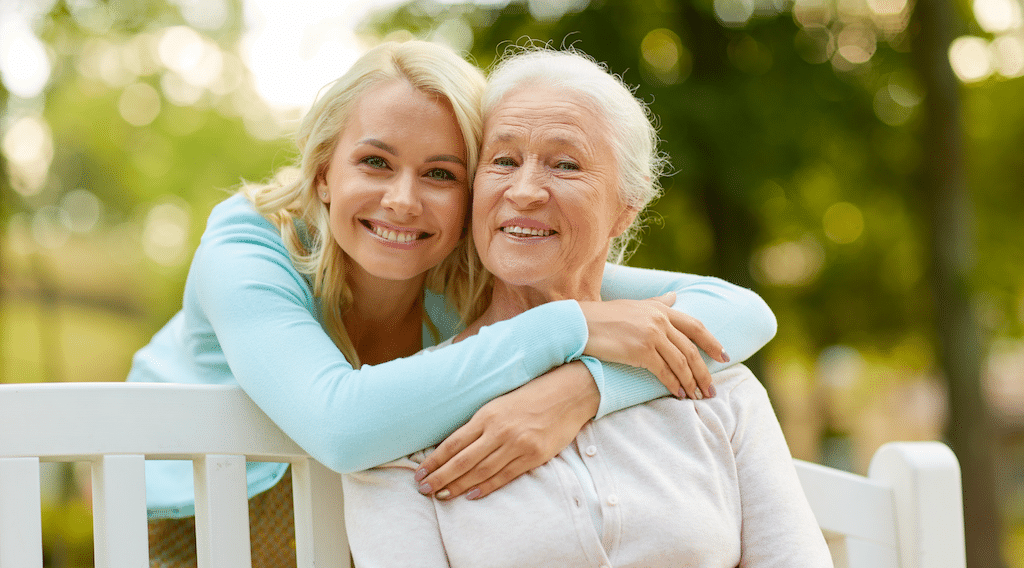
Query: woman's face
473,86,634,290
318,80,469,284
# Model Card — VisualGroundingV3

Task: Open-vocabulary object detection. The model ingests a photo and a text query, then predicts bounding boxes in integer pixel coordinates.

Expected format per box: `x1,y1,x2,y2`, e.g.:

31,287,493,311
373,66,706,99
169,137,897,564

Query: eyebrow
360,138,397,155
359,138,465,167
427,154,467,167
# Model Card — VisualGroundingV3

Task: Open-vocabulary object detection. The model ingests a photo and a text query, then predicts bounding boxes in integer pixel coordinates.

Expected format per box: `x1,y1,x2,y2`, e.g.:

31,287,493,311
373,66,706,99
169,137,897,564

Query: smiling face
318,79,469,285
473,86,636,298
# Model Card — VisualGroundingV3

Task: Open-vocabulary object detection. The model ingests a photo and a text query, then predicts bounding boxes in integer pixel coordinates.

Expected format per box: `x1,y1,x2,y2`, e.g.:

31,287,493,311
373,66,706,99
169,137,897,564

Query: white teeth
372,224,420,243
502,225,554,237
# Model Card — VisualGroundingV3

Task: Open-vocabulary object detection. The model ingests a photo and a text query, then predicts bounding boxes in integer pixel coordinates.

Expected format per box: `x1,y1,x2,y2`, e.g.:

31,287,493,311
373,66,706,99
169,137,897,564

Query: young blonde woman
131,40,776,566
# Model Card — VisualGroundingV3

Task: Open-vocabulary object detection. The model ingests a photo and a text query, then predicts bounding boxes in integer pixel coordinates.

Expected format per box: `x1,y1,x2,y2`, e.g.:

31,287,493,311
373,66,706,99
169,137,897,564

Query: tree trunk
911,2,1006,567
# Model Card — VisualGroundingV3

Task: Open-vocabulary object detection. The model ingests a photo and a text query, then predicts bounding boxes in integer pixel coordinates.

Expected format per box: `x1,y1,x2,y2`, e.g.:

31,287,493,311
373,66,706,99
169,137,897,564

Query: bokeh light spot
119,82,162,126
61,189,103,234
2,114,53,196
973,0,1023,34
143,198,193,267
949,36,994,82
714,0,755,28
0,15,52,98
752,235,825,287
823,201,864,244
641,28,689,85
993,35,1024,78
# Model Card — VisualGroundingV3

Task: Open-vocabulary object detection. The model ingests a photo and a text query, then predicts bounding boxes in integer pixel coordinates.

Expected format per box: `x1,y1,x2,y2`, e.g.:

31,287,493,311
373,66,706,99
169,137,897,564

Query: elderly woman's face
473,87,634,289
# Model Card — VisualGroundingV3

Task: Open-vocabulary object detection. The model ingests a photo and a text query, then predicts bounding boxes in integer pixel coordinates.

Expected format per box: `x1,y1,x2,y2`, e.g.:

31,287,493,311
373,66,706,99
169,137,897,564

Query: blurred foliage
2,0,1024,566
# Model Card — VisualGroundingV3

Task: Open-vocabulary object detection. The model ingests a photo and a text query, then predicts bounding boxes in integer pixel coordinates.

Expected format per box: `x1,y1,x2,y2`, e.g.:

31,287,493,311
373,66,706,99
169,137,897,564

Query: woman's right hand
578,292,727,400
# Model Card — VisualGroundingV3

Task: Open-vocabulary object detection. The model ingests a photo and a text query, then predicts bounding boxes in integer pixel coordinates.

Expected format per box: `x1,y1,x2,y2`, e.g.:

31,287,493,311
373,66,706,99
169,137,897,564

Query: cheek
434,190,470,234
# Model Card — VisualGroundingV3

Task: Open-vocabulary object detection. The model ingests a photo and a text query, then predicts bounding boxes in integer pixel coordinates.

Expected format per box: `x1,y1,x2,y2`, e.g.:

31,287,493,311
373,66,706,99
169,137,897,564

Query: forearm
205,266,590,472
594,264,776,417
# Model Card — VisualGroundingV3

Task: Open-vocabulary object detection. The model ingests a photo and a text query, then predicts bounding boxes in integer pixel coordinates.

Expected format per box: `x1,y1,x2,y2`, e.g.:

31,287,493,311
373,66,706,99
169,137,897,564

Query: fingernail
414,468,428,481
721,350,730,363
436,489,452,500
418,482,432,495
709,384,717,398
677,388,687,399
693,388,704,400
466,488,481,500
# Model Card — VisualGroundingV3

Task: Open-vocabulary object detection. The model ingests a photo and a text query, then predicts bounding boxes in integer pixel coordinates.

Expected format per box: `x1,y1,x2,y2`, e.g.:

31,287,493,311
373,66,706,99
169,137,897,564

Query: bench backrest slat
0,457,44,568
91,454,148,568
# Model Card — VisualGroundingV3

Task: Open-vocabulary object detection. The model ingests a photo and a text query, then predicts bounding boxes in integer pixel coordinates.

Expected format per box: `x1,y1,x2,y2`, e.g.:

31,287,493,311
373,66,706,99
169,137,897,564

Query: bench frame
0,382,965,568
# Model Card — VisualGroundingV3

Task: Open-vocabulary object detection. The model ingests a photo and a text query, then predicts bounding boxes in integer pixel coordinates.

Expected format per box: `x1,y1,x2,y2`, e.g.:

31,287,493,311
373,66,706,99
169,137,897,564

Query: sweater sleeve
592,263,777,418
725,367,834,567
189,206,588,474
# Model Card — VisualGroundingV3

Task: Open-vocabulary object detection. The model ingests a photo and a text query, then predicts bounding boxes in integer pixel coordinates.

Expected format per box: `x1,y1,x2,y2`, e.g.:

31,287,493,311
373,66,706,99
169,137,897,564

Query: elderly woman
342,48,833,567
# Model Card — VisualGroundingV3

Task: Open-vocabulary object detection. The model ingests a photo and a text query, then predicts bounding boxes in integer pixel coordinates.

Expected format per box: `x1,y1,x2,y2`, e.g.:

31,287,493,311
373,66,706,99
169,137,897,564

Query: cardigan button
585,445,598,457
606,494,619,506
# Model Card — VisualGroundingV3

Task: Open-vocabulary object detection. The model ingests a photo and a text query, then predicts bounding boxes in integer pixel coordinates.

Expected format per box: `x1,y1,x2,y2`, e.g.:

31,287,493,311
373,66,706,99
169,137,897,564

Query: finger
666,326,713,399
433,445,514,500
633,337,684,399
664,309,728,364
650,291,676,307
461,456,535,500
416,425,483,492
654,338,694,400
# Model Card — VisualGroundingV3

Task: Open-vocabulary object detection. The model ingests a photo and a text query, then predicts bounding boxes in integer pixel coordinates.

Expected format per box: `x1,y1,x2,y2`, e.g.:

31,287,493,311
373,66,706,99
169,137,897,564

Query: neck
460,266,604,339
343,265,427,365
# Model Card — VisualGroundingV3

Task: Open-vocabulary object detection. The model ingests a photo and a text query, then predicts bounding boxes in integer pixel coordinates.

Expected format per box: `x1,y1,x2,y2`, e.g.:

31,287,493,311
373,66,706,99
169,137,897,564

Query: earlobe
317,181,330,204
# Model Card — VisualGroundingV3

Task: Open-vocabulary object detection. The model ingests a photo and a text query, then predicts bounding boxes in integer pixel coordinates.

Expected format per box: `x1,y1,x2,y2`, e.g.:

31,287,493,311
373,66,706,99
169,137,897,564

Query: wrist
563,359,601,420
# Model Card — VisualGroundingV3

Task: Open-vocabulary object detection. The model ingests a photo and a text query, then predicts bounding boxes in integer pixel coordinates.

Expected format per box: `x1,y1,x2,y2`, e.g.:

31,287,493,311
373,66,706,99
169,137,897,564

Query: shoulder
202,193,278,239
713,364,766,398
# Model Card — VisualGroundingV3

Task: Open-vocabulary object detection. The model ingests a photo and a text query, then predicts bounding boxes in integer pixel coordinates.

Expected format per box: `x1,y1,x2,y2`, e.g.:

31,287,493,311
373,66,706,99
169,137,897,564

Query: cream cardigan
342,364,833,568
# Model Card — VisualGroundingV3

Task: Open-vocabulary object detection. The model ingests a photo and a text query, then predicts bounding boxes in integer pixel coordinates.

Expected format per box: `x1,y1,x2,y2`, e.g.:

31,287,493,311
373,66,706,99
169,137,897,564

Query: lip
499,217,554,232
360,218,432,249
496,217,559,240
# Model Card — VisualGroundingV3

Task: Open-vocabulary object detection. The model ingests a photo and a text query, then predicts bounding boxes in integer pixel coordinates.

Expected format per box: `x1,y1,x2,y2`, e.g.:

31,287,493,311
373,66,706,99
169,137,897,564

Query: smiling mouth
361,220,431,244
500,225,557,238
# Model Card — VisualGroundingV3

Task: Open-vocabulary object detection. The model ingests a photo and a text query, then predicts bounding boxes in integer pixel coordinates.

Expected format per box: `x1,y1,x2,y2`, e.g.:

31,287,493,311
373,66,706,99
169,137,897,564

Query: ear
610,205,638,238
316,175,330,204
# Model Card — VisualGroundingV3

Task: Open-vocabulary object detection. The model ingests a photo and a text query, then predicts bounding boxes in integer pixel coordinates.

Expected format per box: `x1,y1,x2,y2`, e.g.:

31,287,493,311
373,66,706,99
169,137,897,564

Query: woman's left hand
414,361,599,500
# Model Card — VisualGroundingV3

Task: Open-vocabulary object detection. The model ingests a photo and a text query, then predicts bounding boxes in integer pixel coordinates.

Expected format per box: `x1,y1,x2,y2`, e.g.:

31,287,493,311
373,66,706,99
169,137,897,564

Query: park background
0,0,1021,566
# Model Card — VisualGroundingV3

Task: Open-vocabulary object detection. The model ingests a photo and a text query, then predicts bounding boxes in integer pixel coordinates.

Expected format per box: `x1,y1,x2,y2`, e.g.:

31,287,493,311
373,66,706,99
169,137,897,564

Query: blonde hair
242,41,490,366
484,46,669,264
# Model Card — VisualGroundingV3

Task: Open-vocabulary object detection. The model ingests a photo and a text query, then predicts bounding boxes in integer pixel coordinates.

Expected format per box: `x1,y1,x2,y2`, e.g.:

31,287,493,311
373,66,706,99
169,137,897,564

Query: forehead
344,80,466,152
483,86,609,147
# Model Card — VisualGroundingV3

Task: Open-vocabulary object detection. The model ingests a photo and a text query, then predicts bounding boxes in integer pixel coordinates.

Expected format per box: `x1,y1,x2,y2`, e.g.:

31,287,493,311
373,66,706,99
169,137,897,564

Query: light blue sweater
128,194,776,518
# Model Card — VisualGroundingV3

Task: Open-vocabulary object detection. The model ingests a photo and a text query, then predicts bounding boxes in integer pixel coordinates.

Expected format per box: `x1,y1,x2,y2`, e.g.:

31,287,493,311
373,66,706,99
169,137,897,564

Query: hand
414,361,599,500
578,292,728,400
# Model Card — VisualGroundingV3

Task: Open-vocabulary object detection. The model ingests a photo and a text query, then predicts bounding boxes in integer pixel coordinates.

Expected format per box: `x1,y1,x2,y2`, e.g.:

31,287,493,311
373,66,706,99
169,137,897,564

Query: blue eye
494,157,517,167
556,161,579,171
426,168,456,181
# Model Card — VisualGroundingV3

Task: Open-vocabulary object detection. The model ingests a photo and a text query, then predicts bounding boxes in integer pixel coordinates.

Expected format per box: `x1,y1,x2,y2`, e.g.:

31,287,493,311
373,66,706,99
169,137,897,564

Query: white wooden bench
0,382,966,568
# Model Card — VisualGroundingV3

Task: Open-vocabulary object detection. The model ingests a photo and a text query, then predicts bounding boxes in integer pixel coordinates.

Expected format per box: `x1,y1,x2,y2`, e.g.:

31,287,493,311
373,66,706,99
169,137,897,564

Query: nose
380,173,423,218
505,162,549,209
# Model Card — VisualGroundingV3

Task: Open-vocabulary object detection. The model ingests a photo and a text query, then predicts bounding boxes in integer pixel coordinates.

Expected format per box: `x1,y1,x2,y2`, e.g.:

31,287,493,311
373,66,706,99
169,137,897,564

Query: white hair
484,46,669,263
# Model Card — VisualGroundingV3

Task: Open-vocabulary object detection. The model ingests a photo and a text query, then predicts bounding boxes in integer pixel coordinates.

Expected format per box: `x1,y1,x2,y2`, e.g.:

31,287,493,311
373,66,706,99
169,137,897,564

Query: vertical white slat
0,458,44,568
193,455,251,568
868,442,966,568
290,460,350,568
91,455,148,568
